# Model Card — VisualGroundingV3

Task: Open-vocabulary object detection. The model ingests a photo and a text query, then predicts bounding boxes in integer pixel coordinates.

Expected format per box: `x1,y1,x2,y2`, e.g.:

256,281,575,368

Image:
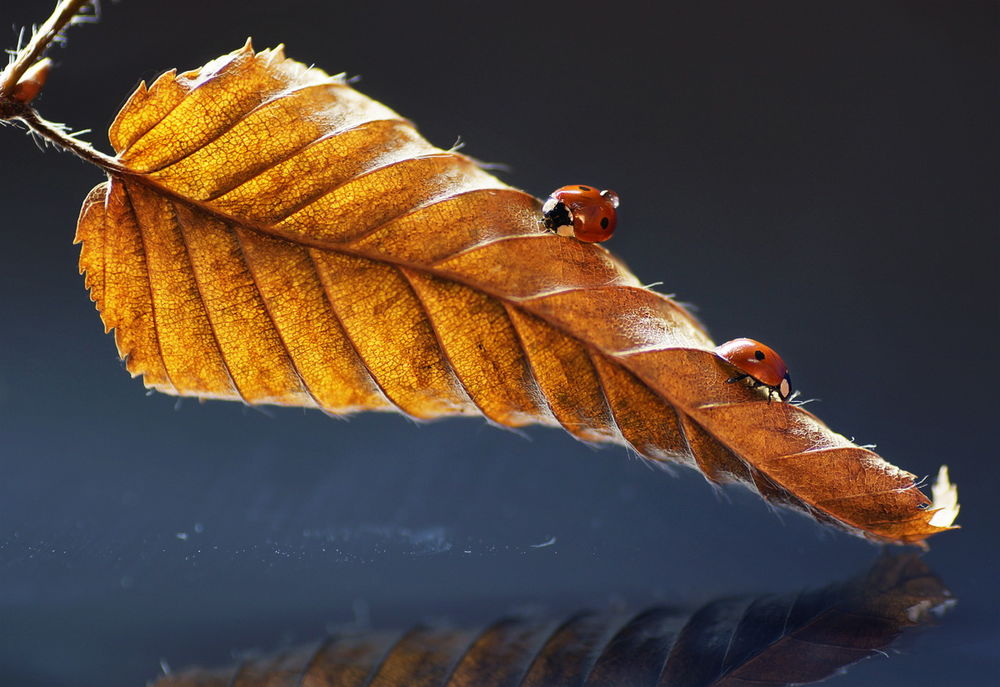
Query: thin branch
1,0,96,96
0,1,118,173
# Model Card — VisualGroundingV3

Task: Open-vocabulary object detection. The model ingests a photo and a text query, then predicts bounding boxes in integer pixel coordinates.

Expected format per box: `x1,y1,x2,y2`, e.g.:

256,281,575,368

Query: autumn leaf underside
74,43,955,545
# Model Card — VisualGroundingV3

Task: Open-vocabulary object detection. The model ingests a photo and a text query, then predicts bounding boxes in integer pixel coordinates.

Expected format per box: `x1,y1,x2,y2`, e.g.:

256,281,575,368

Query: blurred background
0,1,996,684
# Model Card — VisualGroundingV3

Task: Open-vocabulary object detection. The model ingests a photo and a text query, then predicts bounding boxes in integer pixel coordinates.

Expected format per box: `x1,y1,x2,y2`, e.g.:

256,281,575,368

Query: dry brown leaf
150,554,952,687
71,43,957,545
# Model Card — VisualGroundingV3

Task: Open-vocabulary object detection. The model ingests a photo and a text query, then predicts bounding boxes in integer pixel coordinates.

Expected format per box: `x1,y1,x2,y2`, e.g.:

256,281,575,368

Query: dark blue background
1,1,996,684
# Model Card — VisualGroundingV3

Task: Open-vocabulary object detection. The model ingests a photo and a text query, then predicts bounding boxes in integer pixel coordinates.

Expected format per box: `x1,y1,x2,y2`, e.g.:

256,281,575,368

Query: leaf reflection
153,554,952,687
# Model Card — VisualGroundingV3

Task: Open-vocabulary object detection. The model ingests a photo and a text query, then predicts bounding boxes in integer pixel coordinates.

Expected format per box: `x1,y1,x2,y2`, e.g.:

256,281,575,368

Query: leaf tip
928,465,960,529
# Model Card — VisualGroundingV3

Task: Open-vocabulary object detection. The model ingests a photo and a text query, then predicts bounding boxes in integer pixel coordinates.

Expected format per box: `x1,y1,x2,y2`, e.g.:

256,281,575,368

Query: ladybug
715,338,792,402
541,185,619,243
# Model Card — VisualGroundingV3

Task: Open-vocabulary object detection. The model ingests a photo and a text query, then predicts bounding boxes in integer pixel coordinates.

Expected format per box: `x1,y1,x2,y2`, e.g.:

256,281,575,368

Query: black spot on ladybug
600,217,609,229
579,186,591,191
754,350,765,360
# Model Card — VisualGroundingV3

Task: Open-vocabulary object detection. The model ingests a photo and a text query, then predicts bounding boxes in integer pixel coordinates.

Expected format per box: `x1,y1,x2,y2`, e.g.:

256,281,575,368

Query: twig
0,0,119,174
0,0,96,96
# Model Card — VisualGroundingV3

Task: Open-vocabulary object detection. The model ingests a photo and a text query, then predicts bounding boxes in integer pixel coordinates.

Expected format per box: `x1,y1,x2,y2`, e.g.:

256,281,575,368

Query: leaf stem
0,0,96,96
12,106,125,174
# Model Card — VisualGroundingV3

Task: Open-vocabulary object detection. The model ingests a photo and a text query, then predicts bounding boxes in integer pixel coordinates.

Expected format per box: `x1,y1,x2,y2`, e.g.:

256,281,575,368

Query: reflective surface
1,1,996,685
147,555,952,686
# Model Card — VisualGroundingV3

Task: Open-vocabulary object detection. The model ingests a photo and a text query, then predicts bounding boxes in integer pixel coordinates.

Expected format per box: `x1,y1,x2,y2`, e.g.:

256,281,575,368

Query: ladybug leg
726,374,749,384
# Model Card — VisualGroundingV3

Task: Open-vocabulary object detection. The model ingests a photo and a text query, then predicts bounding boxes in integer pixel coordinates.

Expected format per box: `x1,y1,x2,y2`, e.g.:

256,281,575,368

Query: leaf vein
203,117,413,202
141,80,353,175
398,267,490,421
304,247,405,415
230,226,319,408
119,181,177,394
167,196,247,403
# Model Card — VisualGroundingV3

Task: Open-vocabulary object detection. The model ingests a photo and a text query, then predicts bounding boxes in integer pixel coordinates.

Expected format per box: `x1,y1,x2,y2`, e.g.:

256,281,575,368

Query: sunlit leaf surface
75,44,957,545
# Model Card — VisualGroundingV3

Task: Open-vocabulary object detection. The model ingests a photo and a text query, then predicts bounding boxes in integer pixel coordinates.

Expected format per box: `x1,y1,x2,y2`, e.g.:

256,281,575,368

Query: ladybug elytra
541,185,619,243
716,338,792,402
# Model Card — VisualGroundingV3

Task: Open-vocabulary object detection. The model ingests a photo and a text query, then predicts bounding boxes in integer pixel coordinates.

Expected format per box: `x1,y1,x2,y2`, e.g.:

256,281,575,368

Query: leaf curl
74,43,957,545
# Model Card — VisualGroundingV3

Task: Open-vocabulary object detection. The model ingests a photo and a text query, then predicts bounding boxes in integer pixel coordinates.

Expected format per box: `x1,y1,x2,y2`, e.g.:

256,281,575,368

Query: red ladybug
541,185,619,243
715,338,792,402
